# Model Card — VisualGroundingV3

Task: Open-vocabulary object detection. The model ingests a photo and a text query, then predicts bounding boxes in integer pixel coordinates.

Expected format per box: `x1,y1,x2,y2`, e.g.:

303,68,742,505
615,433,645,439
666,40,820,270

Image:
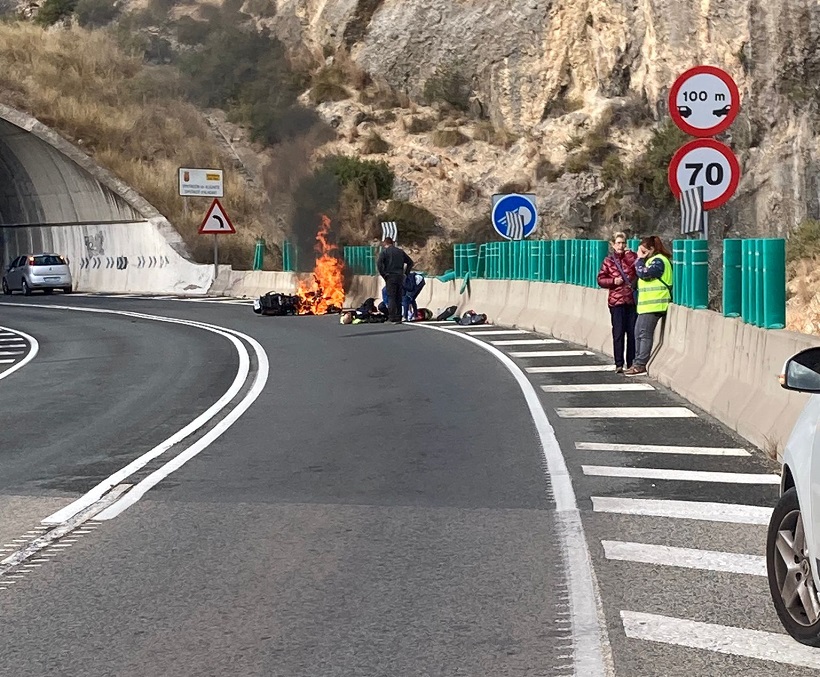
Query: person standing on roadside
377,237,414,324
597,231,638,374
625,235,673,376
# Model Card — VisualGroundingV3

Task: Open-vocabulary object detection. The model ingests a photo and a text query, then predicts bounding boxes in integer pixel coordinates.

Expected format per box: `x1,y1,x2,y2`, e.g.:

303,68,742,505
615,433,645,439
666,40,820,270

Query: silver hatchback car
2,253,73,295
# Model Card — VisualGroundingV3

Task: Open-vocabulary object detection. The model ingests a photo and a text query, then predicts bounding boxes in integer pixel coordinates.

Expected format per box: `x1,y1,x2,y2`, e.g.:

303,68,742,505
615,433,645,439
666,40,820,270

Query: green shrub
405,116,435,134
423,62,472,111
536,158,563,182
75,0,119,27
174,16,211,45
429,241,455,275
378,200,438,246
788,219,820,263
601,153,626,186
611,94,654,128
309,80,349,104
565,152,591,174
542,96,583,119
431,128,469,147
322,155,393,206
472,120,518,148
361,131,389,154
459,215,495,243
563,135,583,151
498,179,531,194
34,0,77,25
629,120,688,205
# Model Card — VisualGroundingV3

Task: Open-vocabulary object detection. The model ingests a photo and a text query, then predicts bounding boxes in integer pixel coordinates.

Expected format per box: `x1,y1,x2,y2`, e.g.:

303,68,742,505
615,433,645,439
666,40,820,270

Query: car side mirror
780,347,820,393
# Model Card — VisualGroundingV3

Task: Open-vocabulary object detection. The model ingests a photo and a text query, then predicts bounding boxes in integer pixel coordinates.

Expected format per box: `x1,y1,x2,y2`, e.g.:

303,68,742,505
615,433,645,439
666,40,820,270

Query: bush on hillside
321,155,393,211
35,0,77,25
75,0,119,27
377,200,438,246
788,219,820,264
361,131,390,154
423,62,472,112
630,120,688,205
431,128,469,147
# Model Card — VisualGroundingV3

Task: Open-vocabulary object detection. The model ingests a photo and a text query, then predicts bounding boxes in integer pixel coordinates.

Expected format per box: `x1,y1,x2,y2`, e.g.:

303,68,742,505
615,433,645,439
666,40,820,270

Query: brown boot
624,365,647,376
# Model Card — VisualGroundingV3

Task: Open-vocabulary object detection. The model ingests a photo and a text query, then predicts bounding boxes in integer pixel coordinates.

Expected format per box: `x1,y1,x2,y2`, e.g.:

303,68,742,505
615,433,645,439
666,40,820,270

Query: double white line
0,303,269,525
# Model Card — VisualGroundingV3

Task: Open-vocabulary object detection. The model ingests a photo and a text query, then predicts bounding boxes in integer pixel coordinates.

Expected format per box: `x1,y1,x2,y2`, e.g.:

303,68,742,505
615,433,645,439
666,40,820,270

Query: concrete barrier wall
4,220,214,295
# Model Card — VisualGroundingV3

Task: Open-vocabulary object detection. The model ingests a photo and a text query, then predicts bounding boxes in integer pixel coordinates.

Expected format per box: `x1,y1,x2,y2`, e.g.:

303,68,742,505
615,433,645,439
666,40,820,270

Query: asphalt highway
0,293,812,676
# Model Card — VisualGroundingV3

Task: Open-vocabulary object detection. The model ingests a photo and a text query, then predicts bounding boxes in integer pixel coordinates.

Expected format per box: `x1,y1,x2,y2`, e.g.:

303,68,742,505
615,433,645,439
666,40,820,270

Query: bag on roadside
435,305,458,322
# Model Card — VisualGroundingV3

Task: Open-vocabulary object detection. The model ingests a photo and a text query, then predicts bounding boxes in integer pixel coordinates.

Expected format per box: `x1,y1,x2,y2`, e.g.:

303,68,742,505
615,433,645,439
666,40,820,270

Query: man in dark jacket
377,237,414,324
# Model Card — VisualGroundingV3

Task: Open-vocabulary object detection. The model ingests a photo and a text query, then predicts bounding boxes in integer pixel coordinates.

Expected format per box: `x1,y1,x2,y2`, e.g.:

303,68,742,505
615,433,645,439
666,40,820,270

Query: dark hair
383,237,394,245
640,235,672,259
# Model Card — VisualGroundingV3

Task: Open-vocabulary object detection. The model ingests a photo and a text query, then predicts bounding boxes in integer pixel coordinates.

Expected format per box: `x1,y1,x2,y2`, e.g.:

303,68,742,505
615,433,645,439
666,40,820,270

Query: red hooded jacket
597,250,638,306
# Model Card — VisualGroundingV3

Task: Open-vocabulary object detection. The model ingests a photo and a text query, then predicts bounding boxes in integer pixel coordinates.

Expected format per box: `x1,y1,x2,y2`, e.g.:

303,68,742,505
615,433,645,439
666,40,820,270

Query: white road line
0,351,24,356
575,442,751,456
526,365,612,373
602,540,766,576
621,611,820,669
97,331,270,520
511,350,594,358
0,360,15,365
0,303,268,526
542,384,654,393
0,328,38,383
583,465,781,484
0,338,26,342
592,497,772,525
465,329,530,335
556,407,696,418
415,323,610,677
490,339,563,346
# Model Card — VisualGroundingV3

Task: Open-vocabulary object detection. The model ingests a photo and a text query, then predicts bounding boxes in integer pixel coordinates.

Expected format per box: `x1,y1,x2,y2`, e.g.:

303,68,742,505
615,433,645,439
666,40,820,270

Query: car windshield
31,256,64,266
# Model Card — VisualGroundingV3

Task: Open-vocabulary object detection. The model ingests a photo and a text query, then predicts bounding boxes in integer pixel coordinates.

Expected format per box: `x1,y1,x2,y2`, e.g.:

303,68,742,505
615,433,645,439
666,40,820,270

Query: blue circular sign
491,194,538,240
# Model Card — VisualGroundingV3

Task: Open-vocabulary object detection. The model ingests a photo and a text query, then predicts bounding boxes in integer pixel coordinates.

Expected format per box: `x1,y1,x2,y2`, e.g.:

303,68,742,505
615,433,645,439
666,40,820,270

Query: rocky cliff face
266,0,820,244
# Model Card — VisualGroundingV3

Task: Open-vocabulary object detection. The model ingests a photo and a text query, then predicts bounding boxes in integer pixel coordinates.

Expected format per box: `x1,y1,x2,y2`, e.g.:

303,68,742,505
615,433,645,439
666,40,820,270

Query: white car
769,347,820,644
2,253,72,295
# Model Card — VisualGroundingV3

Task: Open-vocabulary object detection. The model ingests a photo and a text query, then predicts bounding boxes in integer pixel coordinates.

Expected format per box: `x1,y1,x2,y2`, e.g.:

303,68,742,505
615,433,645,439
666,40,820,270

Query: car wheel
1,278,10,296
21,279,31,296
767,487,820,645
63,286,72,294
43,288,53,295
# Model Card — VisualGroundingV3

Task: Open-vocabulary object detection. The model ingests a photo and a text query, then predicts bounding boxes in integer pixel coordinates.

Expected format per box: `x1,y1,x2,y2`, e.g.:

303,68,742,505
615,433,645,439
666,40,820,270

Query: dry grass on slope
0,23,273,267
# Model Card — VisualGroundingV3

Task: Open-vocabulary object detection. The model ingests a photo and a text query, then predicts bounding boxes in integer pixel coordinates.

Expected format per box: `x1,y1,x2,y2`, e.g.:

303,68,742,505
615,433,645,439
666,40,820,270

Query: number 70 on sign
668,138,741,210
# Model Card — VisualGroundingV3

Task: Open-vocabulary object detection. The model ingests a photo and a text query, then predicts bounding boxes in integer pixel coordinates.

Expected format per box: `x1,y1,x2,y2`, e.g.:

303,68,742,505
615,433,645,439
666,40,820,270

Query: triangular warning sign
198,198,236,234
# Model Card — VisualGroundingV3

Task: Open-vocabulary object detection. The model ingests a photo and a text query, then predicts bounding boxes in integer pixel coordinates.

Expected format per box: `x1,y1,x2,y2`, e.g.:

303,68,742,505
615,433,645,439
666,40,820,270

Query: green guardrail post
592,240,608,288
672,240,685,307
690,240,708,309
628,238,640,253
722,239,742,318
552,240,566,283
543,241,553,282
283,240,294,272
754,239,765,327
741,239,752,324
761,238,786,329
253,237,264,271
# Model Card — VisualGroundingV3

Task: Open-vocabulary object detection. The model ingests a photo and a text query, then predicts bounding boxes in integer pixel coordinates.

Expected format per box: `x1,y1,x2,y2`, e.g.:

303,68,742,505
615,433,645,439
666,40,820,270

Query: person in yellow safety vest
624,235,673,377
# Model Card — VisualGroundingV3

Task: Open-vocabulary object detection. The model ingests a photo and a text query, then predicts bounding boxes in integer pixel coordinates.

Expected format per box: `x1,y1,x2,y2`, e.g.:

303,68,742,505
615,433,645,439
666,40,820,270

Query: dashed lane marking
621,611,820,670
575,442,751,456
582,465,781,484
511,350,594,358
526,365,613,373
464,329,531,335
591,497,772,525
542,384,654,393
556,407,697,418
491,339,563,346
602,540,766,576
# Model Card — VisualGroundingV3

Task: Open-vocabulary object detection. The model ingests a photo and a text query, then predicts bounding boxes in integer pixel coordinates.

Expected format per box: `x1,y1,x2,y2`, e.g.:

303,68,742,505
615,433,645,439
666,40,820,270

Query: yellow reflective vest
637,254,672,314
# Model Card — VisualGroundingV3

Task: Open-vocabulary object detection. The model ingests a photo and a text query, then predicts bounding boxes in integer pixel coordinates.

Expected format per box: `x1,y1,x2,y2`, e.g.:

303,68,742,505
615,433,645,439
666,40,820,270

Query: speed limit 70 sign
668,139,740,210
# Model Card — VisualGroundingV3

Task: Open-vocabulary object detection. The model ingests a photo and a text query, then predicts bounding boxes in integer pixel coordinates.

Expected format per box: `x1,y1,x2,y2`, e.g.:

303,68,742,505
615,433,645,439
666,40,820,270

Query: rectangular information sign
179,168,224,197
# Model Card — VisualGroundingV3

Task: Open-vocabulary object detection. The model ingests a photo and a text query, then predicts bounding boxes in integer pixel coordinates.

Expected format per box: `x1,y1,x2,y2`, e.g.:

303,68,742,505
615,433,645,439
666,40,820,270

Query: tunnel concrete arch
0,103,211,294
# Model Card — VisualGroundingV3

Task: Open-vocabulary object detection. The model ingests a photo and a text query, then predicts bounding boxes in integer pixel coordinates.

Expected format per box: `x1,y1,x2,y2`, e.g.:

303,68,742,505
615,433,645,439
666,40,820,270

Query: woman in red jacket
597,231,638,373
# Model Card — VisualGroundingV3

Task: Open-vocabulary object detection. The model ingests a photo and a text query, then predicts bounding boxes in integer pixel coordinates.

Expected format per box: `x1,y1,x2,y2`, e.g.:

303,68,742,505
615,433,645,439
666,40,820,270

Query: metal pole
701,211,709,241
213,234,218,278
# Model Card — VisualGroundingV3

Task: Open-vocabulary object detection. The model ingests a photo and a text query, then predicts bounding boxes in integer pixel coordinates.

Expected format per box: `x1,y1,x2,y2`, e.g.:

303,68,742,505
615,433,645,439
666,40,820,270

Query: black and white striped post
381,221,398,243
680,186,707,239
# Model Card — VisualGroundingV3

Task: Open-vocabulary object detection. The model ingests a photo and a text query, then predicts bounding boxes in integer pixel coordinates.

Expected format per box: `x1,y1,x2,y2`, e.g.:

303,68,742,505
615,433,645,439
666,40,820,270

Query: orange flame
295,215,346,314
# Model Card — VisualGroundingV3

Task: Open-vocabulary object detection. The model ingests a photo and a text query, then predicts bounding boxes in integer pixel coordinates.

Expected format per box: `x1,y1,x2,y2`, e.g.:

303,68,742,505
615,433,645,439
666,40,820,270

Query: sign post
668,65,741,240
198,198,236,278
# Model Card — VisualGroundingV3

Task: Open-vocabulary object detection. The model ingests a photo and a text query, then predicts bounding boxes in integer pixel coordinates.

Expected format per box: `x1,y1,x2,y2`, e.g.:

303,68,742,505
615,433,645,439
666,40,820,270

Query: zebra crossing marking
582,465,780,484
575,442,751,457
591,497,772,525
542,384,654,393
526,365,612,373
490,339,563,346
556,407,696,418
621,611,820,669
602,540,766,577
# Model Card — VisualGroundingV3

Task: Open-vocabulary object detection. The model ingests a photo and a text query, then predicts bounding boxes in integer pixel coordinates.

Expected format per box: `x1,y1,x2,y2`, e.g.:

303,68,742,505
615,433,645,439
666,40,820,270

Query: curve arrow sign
199,198,236,235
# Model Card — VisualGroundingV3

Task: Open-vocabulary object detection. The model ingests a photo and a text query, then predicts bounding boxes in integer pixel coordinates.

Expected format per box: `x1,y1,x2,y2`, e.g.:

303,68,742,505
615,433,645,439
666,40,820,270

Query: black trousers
385,273,405,322
609,304,637,368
